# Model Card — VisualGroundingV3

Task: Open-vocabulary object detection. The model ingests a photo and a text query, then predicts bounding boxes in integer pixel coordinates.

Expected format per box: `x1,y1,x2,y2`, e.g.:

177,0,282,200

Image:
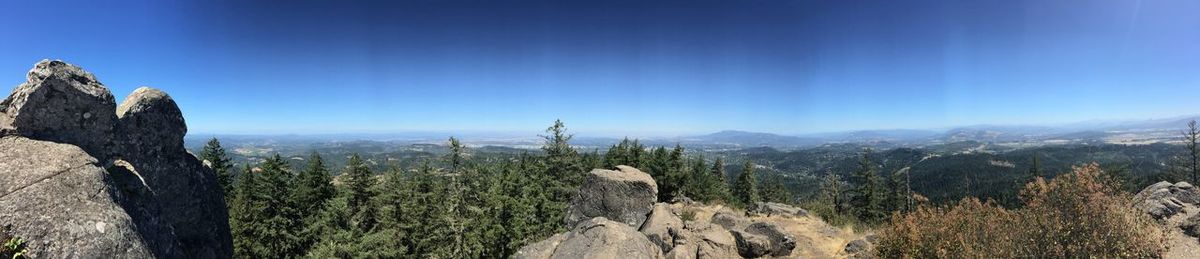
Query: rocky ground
515,165,869,259
1134,181,1200,258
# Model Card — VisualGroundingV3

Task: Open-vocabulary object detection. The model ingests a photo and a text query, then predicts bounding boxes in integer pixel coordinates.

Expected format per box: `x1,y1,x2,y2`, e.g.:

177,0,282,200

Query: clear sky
0,0,1196,136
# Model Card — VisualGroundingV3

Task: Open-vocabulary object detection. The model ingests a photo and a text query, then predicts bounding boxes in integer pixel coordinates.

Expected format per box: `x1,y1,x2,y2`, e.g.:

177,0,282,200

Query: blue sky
0,0,1196,136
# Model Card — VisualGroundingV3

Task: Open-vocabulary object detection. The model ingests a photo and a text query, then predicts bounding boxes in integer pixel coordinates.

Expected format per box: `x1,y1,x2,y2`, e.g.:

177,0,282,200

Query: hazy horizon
4,0,1197,135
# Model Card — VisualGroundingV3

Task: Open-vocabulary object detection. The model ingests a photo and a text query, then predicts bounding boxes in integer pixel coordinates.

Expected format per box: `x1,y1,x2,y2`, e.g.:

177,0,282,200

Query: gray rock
116,87,186,155
731,230,771,258
664,243,697,259
751,202,809,218
1134,181,1199,219
640,203,686,253
844,238,871,254
1182,213,1200,238
710,211,751,230
745,222,797,257
685,221,740,259
116,86,233,257
513,233,568,259
0,60,231,258
565,165,659,228
0,136,174,258
516,217,664,259
0,59,117,158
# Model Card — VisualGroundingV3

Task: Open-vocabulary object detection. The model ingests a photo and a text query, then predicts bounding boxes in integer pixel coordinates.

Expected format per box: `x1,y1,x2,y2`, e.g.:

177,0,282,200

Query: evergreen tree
254,154,303,257
885,168,910,214
710,157,730,203
230,164,259,257
758,174,791,204
199,138,234,198
343,154,376,232
1028,152,1043,182
733,160,760,207
540,120,579,234
818,172,845,214
850,149,885,221
661,144,688,201
292,152,335,217
1184,120,1200,183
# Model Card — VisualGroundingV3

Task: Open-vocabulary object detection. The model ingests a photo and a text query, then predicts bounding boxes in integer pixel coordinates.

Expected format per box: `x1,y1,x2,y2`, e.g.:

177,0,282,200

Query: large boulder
565,165,659,227
685,221,740,259
0,60,231,258
1134,181,1199,219
711,211,751,230
116,87,233,257
731,230,772,258
0,136,176,257
744,222,797,257
516,217,664,259
750,202,809,218
0,60,117,158
640,203,686,253
513,233,568,259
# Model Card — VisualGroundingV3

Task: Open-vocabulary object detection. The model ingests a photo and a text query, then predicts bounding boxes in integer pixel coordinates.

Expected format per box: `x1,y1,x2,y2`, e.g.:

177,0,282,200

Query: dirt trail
1164,205,1200,259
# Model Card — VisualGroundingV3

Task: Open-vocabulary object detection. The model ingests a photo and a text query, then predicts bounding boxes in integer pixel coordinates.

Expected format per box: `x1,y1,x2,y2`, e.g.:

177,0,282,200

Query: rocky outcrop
1134,181,1199,219
523,164,813,259
515,217,663,259
641,203,685,253
0,60,231,258
1134,181,1200,258
0,136,169,258
565,165,659,227
115,87,232,257
0,60,116,158
686,221,740,259
711,212,751,230
744,222,797,257
750,202,809,218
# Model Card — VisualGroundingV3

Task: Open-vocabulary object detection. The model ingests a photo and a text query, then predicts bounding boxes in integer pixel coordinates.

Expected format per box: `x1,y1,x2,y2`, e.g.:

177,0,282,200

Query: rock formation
0,60,232,258
564,165,659,227
522,164,810,259
514,217,664,259
750,202,809,218
1134,181,1200,258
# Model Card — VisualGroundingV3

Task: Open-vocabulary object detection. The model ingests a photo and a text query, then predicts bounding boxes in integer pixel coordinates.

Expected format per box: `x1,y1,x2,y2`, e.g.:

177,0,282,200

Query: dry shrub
876,163,1165,258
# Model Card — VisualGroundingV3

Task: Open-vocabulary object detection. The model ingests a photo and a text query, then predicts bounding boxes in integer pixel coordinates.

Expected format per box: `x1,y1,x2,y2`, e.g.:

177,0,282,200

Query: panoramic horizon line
184,112,1200,138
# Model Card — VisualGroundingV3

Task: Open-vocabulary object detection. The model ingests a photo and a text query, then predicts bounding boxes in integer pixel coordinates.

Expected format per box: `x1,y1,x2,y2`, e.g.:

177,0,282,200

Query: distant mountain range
188,115,1199,151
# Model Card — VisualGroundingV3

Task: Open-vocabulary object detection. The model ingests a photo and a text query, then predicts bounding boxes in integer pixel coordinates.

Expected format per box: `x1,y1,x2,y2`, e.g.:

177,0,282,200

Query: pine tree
733,160,760,207
230,164,259,257
662,144,687,201
255,154,302,257
199,138,234,198
758,174,791,204
885,168,910,214
710,157,730,203
437,137,483,258
850,149,884,221
1184,120,1200,184
343,153,376,232
292,152,334,217
818,172,845,214
1028,152,1043,182
540,120,579,234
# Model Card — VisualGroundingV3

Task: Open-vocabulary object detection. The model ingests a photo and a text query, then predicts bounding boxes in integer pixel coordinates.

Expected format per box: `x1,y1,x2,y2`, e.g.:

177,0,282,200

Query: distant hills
188,115,1198,151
